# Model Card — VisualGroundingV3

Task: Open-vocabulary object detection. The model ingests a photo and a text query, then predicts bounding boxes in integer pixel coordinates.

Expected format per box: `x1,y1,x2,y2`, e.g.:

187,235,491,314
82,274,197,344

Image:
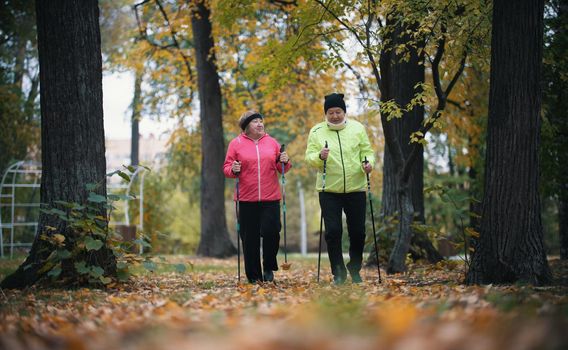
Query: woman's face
246,118,265,138
326,107,345,124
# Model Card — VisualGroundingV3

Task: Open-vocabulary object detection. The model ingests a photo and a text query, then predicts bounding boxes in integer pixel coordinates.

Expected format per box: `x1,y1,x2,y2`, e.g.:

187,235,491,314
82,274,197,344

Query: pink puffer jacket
223,133,291,202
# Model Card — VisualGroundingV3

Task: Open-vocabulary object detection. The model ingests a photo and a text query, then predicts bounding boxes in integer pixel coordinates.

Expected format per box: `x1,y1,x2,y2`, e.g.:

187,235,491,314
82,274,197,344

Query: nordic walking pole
280,144,290,269
234,161,241,283
317,141,328,283
364,156,382,283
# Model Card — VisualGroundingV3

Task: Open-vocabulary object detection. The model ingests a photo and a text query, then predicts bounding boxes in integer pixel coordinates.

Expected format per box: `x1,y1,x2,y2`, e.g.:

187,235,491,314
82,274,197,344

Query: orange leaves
371,296,421,337
1,257,567,349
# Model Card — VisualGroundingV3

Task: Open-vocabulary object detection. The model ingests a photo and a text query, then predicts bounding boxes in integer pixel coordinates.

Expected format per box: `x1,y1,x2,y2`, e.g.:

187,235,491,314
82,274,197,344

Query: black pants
319,192,366,279
238,201,281,282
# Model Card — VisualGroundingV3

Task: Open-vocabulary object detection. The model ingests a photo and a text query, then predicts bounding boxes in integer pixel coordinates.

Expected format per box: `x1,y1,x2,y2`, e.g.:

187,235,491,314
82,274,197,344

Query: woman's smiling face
246,118,265,138
326,107,345,124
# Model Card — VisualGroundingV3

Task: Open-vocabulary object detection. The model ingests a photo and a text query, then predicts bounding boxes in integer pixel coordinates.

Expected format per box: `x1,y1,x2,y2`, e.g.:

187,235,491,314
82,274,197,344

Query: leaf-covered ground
1,255,567,350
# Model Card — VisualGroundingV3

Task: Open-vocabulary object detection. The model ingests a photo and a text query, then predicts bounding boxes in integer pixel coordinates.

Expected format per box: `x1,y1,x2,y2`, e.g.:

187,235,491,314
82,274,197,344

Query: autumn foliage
1,256,567,349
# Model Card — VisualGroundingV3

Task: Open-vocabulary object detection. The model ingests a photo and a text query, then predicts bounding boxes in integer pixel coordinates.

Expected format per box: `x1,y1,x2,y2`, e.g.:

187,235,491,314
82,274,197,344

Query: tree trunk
560,198,568,260
13,38,26,91
377,14,443,272
466,0,551,285
130,70,142,166
191,0,236,257
387,184,415,273
1,0,114,289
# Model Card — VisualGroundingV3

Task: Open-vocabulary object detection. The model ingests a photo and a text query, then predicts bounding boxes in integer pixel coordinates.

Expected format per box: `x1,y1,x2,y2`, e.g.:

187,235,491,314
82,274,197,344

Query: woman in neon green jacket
305,93,375,285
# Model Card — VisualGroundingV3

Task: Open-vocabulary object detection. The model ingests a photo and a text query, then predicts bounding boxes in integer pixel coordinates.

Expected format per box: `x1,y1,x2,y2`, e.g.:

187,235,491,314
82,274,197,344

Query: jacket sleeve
223,139,237,178
305,127,323,169
359,126,375,168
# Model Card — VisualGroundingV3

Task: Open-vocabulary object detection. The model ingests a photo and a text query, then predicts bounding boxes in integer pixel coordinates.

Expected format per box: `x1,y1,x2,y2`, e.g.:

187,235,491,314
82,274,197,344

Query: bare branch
445,51,467,97
325,38,369,97
447,98,465,110
430,23,446,102
291,5,327,48
133,0,193,82
313,0,382,89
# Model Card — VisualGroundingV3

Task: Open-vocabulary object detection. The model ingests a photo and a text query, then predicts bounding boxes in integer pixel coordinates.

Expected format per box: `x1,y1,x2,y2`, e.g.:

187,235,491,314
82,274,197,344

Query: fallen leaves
0,256,567,350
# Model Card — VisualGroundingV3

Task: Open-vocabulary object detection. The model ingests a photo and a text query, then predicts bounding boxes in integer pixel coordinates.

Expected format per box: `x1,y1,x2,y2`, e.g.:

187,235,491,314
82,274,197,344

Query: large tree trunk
191,1,236,257
560,199,568,260
466,0,551,285
130,70,142,166
1,0,114,289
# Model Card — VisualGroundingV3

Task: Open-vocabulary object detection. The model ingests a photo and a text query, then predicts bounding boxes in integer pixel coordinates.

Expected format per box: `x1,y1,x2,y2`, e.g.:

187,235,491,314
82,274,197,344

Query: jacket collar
241,132,268,142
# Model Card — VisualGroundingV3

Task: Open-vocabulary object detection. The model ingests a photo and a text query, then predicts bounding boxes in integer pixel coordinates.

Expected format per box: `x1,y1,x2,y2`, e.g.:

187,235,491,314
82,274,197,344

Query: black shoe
263,270,274,282
333,275,346,285
351,272,363,284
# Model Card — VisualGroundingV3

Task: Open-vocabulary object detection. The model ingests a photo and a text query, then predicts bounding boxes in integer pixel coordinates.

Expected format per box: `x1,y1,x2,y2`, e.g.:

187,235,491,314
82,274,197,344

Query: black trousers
238,201,281,282
319,191,366,279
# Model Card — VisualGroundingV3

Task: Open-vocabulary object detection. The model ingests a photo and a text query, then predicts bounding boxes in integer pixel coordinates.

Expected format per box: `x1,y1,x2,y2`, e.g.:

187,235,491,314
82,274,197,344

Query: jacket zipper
336,131,346,193
255,140,261,201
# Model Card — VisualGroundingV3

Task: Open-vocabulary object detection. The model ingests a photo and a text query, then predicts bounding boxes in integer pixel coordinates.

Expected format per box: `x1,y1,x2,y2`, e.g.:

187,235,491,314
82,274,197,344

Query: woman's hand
279,152,289,164
319,147,329,160
362,161,372,174
232,160,241,174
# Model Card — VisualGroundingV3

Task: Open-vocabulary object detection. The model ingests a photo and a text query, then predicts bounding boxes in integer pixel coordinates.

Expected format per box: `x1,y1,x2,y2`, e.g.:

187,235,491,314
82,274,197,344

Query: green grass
0,254,26,280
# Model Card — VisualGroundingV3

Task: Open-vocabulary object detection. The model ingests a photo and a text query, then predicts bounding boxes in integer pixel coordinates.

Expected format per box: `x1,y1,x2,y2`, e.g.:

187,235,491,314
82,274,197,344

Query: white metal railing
0,161,41,258
0,161,146,257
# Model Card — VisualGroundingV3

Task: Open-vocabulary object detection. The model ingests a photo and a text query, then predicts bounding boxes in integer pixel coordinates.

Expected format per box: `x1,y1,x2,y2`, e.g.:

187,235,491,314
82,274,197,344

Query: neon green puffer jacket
305,119,375,193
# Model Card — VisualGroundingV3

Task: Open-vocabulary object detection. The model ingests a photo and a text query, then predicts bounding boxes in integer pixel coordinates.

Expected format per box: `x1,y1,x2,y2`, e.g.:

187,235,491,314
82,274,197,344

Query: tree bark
130,70,142,166
560,199,568,260
1,0,113,289
466,0,552,285
377,14,443,272
191,0,236,257
13,38,26,91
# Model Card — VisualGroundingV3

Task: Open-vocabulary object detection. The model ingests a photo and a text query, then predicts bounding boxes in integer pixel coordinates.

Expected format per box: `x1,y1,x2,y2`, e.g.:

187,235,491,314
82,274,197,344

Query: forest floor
1,255,567,350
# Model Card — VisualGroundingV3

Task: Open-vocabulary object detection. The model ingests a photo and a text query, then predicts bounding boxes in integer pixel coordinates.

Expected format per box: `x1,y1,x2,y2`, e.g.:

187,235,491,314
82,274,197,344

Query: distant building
105,134,168,171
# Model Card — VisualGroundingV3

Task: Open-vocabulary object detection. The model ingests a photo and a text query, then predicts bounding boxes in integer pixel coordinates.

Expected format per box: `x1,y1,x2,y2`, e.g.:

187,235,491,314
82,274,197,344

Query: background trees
542,0,568,260
0,1,40,173
0,0,565,286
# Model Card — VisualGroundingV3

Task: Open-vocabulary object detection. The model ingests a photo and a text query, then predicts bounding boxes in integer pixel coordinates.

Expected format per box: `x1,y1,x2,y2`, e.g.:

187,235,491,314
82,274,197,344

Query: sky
102,71,175,140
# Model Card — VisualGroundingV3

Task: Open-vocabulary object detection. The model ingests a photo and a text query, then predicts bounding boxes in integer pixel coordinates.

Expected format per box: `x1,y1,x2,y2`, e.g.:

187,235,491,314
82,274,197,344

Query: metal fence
0,161,146,257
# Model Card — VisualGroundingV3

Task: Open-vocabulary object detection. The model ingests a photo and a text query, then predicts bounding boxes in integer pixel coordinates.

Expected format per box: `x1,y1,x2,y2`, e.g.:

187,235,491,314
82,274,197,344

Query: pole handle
234,159,241,176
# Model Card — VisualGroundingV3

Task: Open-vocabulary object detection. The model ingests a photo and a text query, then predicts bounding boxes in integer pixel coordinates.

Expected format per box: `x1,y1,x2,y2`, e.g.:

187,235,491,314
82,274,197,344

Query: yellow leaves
380,99,404,121
40,232,66,248
108,295,129,305
410,131,427,146
53,233,66,246
153,300,184,316
2,257,567,349
372,296,420,336
465,227,480,238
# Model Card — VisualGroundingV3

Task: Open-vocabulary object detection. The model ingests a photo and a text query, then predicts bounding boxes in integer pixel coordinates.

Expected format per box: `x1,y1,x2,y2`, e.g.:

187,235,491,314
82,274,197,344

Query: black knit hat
239,113,263,131
324,93,346,113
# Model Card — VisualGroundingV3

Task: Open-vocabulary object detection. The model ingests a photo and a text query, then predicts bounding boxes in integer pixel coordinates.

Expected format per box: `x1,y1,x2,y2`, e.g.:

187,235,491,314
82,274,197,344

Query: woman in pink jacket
223,110,291,283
